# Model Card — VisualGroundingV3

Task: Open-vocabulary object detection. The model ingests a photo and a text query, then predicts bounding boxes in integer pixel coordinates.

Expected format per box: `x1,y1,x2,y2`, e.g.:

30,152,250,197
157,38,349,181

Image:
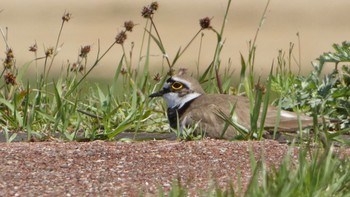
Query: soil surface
0,139,293,196
0,136,349,196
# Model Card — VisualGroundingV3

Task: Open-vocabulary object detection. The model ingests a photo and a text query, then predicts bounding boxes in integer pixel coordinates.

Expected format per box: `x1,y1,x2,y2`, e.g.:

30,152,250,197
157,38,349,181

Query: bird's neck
164,92,202,109
167,96,199,129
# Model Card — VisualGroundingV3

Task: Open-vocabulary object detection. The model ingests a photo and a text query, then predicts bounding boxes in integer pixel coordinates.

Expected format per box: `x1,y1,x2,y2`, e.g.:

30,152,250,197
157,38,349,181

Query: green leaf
216,109,250,139
333,87,350,98
199,62,213,83
97,85,107,109
144,28,166,54
112,55,124,83
171,47,182,67
258,67,273,139
107,123,131,139
240,53,247,82
0,98,23,128
36,109,56,123
52,81,64,132
17,60,33,82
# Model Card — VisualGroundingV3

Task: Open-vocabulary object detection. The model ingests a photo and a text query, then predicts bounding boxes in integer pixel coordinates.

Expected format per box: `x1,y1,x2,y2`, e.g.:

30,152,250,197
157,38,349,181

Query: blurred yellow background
1,0,350,78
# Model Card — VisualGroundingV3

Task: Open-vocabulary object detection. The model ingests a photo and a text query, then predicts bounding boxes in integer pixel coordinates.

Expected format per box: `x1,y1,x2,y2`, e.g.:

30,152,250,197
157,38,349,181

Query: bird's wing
181,103,231,138
263,106,315,132
232,95,317,132
181,95,250,139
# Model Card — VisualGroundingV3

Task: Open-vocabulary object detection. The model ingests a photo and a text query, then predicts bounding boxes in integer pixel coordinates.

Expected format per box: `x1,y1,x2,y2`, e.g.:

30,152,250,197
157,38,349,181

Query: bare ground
1,138,349,197
0,139,295,196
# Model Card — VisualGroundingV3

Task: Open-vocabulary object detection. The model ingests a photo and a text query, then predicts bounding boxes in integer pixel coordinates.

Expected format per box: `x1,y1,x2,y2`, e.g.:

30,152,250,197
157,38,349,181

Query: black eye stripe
166,78,174,83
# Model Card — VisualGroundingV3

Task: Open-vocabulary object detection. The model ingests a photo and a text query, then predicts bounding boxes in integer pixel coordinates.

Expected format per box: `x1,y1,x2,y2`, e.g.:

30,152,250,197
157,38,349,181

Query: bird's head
149,70,204,109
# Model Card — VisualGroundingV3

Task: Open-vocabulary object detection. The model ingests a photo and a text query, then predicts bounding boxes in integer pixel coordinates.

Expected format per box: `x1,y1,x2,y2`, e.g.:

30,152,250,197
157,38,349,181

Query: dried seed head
141,2,159,18
45,47,54,57
115,31,127,44
120,67,127,75
141,6,154,18
229,86,237,95
62,12,72,22
255,82,266,94
124,20,135,32
3,58,13,69
70,62,84,73
78,64,84,73
29,43,38,52
167,68,175,76
3,49,15,69
6,48,14,59
150,2,159,11
199,17,211,29
70,62,78,72
153,73,161,82
79,45,91,58
4,72,16,85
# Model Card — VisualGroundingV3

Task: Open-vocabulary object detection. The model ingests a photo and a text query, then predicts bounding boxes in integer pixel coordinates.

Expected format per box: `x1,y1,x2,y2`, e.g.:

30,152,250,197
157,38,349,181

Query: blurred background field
1,0,350,79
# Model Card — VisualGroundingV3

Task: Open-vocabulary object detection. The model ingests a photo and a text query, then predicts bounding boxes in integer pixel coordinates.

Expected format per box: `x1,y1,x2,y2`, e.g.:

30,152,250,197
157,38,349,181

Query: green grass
1,0,350,196
158,146,350,197
246,146,350,197
1,0,348,144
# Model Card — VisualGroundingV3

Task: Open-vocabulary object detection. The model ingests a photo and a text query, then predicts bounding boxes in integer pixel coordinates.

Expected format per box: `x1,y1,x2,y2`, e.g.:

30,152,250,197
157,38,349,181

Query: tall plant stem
149,17,172,69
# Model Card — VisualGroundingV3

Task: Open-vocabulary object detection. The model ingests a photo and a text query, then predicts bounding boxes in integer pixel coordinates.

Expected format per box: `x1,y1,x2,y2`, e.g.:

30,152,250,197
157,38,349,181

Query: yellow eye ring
171,82,183,90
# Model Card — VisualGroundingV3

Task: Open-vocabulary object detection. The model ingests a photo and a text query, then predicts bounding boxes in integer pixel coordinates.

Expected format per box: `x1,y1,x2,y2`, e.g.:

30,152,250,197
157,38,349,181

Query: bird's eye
171,82,183,90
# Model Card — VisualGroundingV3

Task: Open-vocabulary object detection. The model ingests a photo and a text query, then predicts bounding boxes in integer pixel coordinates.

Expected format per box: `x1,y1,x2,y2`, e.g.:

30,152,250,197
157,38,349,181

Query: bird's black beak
149,89,165,98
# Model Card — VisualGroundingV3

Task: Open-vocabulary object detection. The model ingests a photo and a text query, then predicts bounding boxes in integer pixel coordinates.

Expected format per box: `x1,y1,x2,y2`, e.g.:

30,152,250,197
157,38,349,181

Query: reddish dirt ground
0,139,297,196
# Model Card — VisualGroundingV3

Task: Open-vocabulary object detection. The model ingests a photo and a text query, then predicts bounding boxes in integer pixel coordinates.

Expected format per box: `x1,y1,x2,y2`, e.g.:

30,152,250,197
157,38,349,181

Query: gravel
0,139,301,196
